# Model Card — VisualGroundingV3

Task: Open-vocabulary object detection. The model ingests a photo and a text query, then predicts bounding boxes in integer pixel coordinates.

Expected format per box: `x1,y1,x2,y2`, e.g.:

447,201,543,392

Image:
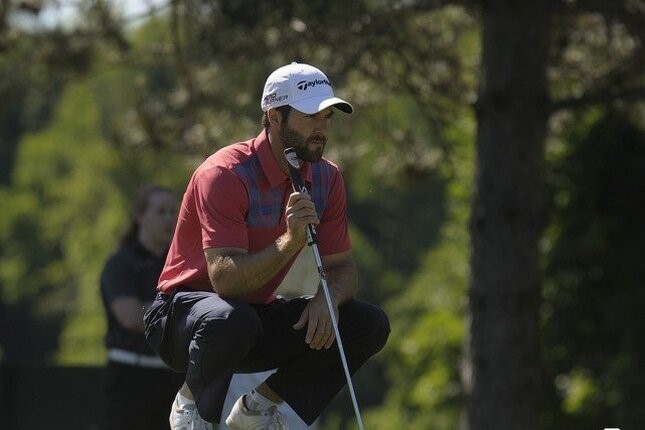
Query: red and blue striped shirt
158,130,351,303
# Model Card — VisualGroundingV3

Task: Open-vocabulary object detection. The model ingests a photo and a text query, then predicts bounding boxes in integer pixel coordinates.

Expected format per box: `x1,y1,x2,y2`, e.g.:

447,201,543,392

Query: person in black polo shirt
100,184,185,430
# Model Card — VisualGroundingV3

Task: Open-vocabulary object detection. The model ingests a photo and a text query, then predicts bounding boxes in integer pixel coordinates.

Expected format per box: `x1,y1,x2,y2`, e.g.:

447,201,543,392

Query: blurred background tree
0,0,643,429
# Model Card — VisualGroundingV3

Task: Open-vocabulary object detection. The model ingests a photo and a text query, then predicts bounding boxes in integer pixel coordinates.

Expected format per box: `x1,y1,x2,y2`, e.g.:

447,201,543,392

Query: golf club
283,147,365,430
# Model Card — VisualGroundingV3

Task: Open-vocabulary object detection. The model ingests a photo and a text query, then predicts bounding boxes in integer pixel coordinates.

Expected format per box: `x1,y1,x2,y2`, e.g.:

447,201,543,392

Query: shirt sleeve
193,165,250,250
316,168,352,256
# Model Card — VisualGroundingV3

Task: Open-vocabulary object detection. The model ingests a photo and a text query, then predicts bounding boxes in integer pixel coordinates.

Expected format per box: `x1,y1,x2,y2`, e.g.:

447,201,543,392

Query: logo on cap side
296,79,331,91
263,93,289,106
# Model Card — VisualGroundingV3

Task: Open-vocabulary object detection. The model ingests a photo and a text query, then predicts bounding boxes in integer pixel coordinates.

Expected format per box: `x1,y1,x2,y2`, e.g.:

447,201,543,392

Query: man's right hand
284,191,319,249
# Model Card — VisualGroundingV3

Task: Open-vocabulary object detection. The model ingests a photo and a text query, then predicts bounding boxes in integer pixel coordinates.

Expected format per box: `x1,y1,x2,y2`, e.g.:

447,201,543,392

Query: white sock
177,391,195,406
244,389,276,412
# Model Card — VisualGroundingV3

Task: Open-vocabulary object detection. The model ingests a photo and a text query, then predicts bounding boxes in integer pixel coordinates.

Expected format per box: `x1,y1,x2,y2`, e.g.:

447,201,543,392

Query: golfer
144,62,390,429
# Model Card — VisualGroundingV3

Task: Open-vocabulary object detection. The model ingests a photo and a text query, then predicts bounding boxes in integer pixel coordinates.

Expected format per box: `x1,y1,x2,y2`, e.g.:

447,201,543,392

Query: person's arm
205,191,318,298
320,250,359,305
101,251,148,334
292,249,358,350
110,298,148,333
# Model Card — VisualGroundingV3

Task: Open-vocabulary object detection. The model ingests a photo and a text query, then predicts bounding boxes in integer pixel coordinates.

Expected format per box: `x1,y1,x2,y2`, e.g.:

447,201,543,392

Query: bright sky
13,0,170,29
110,0,170,23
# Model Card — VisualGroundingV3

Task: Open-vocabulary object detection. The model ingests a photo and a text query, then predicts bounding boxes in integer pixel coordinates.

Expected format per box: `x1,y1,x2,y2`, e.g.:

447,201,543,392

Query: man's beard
280,125,326,162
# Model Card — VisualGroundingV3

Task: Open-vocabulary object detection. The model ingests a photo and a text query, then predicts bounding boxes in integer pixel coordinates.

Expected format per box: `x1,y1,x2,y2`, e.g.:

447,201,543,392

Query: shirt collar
254,129,313,188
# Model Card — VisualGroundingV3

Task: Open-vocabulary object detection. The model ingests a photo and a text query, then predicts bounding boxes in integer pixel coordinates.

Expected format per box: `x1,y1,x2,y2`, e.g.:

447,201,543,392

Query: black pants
144,291,390,425
103,361,185,430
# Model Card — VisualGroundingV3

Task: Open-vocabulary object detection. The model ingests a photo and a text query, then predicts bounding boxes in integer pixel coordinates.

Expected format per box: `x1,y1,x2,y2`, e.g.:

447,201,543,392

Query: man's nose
314,118,329,133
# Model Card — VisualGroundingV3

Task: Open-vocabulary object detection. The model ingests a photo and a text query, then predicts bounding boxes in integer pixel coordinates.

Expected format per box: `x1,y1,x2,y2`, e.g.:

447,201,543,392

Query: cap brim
290,95,353,115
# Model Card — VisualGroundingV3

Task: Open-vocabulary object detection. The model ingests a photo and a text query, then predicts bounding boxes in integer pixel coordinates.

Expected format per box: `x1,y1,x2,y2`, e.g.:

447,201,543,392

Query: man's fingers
316,322,335,350
324,324,336,349
286,193,319,226
293,309,308,330
309,318,336,350
296,298,339,349
305,316,318,345
310,323,324,349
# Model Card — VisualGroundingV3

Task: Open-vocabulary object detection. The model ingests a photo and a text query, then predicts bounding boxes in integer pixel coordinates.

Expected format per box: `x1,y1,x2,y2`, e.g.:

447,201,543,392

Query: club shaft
307,232,365,430
283,147,364,429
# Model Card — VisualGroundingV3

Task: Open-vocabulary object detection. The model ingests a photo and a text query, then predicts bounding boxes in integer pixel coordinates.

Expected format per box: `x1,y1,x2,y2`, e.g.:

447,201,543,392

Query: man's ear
268,108,283,127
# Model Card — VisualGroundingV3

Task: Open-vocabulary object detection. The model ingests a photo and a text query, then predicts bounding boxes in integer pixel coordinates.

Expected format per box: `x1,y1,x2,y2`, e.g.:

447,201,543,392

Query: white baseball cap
261,62,353,114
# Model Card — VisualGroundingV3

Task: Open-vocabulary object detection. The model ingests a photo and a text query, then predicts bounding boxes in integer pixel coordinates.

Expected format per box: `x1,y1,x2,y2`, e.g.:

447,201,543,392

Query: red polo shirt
157,130,351,303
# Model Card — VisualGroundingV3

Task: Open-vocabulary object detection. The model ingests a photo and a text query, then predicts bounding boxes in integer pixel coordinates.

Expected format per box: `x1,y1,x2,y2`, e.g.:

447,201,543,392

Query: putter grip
283,147,318,245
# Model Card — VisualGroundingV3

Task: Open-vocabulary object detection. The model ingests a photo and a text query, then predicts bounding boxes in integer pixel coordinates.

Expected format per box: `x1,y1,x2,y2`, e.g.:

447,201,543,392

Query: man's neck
137,232,165,257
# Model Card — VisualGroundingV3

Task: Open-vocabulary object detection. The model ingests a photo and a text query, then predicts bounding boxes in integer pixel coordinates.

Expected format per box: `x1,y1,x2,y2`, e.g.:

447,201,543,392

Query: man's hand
293,293,338,350
284,192,319,250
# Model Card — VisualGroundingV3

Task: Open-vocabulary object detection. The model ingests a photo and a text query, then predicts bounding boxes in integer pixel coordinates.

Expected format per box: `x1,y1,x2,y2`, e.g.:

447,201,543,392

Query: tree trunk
464,1,551,429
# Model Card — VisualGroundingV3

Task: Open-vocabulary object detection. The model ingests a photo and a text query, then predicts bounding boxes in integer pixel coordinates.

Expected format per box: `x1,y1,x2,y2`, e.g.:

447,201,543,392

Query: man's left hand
293,293,338,350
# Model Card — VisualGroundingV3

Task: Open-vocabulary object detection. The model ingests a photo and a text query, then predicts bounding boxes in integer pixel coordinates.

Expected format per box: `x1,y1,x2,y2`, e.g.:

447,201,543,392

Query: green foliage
0,55,192,364
361,110,474,429
0,80,122,363
0,32,66,184
543,110,645,428
342,95,449,277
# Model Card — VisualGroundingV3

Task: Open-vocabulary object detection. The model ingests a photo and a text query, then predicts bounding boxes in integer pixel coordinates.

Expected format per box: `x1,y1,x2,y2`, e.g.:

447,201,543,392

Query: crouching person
145,62,390,429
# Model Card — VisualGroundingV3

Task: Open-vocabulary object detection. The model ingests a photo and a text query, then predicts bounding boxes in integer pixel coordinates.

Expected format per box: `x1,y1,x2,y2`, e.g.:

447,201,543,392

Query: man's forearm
320,252,358,306
206,233,303,298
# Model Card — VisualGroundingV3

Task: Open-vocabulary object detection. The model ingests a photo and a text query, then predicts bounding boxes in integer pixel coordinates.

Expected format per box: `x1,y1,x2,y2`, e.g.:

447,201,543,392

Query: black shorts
144,290,389,424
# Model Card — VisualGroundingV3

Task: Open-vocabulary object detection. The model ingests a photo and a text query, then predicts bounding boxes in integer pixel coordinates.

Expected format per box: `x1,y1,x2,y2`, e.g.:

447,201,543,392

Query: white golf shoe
225,395,289,429
169,392,212,430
